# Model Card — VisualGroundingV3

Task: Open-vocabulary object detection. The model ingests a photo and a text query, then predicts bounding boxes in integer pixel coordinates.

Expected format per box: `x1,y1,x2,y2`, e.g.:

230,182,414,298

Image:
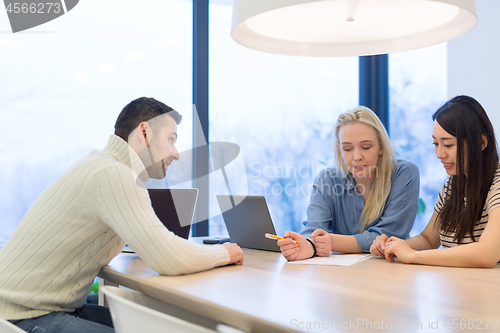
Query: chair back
0,318,26,333
102,286,220,333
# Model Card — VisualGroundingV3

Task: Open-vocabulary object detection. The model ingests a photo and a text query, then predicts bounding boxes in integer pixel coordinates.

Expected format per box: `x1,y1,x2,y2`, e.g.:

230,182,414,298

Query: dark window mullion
359,54,389,136
192,0,209,236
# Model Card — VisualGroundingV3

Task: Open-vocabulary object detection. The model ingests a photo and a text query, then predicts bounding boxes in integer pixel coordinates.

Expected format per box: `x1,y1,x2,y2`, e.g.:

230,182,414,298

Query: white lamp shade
231,0,477,57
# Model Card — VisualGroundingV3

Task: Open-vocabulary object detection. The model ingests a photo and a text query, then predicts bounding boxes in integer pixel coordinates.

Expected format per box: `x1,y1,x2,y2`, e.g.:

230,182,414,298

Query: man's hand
222,242,244,265
370,234,389,257
311,229,332,257
277,231,314,261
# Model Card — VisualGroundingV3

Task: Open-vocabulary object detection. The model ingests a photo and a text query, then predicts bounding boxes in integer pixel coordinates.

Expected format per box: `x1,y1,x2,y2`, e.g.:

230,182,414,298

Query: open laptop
216,195,280,252
148,188,199,239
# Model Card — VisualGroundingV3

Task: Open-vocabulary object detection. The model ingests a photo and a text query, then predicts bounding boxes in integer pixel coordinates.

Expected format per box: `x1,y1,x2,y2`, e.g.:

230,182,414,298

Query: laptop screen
217,195,280,252
148,189,198,239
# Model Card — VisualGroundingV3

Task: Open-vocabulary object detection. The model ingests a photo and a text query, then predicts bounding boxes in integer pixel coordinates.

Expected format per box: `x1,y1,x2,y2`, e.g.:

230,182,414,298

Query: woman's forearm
410,242,498,268
405,234,435,251
330,234,363,253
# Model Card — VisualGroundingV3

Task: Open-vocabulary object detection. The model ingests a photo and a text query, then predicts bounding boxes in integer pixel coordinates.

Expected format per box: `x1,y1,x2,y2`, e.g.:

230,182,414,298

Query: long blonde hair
333,106,397,231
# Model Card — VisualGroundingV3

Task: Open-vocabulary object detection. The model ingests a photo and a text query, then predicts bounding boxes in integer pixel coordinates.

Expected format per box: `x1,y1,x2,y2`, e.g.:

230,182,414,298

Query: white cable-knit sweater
0,135,230,320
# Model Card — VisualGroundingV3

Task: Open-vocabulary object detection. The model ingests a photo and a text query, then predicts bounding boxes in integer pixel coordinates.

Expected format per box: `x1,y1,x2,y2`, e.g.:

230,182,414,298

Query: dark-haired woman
370,95,500,268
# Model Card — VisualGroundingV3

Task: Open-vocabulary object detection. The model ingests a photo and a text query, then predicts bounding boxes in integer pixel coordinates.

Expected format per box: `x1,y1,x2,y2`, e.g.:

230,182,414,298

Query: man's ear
138,122,153,146
482,135,488,151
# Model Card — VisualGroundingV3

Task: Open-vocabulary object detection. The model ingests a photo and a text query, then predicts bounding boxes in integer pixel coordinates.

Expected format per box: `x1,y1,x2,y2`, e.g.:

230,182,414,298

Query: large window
0,0,449,246
0,0,193,245
389,44,448,236
208,2,358,236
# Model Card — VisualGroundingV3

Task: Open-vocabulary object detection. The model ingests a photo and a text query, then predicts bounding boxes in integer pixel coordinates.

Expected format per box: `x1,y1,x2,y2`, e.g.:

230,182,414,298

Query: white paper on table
286,254,372,266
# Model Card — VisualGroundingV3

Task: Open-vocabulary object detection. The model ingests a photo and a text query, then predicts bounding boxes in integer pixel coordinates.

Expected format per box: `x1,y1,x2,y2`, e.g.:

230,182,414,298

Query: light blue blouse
300,159,420,252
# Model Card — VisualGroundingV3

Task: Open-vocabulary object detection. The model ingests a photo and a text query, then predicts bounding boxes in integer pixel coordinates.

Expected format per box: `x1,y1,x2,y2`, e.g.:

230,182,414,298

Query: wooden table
98,249,500,332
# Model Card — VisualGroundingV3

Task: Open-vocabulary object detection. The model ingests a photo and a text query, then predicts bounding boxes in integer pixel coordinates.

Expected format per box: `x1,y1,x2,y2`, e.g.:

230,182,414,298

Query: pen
264,233,301,245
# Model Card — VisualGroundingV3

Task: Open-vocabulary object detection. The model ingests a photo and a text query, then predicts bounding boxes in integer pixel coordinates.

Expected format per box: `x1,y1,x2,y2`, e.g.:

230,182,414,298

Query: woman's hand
277,231,314,261
384,236,416,263
370,234,389,257
311,229,332,257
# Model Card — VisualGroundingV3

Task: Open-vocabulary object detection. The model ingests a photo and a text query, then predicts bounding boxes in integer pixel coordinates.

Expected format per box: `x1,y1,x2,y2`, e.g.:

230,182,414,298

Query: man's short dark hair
114,97,182,142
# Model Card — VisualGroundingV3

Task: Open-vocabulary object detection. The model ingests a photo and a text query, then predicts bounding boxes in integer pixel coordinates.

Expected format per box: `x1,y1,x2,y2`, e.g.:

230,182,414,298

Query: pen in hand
264,233,301,245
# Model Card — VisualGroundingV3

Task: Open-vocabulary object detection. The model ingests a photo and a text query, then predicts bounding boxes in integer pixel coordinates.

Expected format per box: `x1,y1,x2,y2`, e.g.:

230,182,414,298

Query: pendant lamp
231,0,477,57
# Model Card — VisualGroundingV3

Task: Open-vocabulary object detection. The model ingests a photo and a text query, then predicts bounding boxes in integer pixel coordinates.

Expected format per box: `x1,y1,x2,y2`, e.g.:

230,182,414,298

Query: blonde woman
278,106,420,260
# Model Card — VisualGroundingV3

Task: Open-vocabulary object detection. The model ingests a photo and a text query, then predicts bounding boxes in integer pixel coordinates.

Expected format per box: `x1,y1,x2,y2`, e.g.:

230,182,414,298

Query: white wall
448,0,500,136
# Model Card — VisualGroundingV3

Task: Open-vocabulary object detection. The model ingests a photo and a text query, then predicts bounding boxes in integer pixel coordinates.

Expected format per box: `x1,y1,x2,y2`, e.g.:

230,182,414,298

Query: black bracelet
306,238,316,258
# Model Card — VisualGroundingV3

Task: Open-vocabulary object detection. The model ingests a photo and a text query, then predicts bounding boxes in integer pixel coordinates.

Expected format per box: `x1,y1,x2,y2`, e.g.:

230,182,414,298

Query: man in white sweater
0,97,244,332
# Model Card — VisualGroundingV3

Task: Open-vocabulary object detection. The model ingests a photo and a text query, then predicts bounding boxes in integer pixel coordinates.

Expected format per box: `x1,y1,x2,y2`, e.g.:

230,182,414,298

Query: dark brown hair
114,97,182,142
